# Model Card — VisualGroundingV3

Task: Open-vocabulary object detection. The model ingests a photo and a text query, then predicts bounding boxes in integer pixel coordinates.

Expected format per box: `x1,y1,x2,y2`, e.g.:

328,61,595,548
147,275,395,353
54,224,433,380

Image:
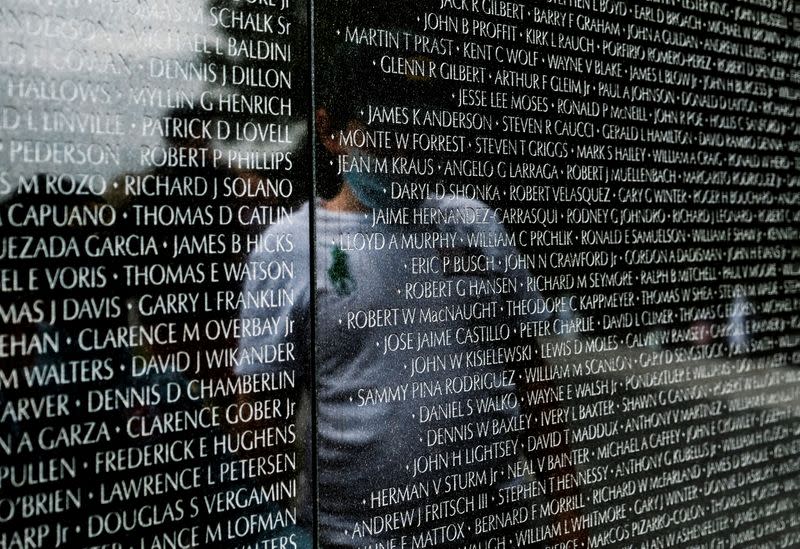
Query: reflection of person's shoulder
250,202,311,262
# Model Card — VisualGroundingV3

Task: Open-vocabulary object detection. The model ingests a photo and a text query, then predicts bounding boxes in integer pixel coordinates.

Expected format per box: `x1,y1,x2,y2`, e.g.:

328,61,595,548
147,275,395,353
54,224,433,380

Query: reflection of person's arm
234,295,309,446
228,228,312,536
232,223,310,461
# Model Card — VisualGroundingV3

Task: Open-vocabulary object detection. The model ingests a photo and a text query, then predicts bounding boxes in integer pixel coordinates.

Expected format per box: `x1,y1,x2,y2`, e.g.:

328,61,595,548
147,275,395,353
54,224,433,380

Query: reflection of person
238,141,536,549
237,3,586,546
238,103,589,546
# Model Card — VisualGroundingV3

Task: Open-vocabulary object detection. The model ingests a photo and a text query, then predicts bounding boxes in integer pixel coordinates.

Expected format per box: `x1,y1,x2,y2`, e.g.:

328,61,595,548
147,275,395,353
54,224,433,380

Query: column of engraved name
0,0,307,547
326,0,800,547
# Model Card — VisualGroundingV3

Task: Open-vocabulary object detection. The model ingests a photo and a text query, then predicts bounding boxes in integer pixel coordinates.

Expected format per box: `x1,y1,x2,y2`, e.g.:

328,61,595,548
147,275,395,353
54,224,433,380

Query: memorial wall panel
1,0,312,547
1,0,799,548
310,0,800,547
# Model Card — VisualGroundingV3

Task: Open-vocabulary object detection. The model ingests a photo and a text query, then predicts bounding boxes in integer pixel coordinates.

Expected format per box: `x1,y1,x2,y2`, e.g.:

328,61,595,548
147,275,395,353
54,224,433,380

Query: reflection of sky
0,0,304,197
